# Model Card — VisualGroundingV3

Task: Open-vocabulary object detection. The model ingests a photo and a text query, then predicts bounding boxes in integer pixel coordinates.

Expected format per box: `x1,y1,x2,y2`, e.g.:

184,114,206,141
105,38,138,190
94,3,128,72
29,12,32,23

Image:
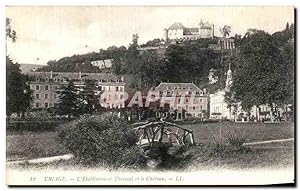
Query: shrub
208,130,249,158
57,114,147,169
226,130,248,149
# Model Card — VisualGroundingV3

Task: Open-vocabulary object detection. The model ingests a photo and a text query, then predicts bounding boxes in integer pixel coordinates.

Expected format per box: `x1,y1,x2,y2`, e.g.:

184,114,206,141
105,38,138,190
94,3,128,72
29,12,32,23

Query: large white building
163,19,214,41
163,20,235,51
26,71,126,110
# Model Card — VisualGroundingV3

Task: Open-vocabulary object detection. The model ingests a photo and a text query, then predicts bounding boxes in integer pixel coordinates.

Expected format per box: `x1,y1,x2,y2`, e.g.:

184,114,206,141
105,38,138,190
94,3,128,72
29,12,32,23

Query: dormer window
45,78,49,82
36,78,40,82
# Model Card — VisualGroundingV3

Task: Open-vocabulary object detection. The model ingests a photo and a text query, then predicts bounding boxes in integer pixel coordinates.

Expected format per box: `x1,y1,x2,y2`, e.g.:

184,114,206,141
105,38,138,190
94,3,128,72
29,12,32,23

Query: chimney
79,71,81,79
50,71,53,78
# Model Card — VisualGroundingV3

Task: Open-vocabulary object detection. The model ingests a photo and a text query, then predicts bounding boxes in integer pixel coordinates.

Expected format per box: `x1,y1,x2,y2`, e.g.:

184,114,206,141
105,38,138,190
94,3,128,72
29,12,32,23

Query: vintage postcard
6,6,295,186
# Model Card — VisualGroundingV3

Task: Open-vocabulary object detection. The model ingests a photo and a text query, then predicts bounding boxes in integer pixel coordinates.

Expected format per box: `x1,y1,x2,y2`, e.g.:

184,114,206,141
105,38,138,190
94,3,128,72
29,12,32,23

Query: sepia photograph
5,5,295,186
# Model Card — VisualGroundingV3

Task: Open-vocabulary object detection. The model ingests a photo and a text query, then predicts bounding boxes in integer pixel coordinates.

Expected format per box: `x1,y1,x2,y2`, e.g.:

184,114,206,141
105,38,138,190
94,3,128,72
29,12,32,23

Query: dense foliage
231,25,294,111
6,56,32,118
57,114,147,169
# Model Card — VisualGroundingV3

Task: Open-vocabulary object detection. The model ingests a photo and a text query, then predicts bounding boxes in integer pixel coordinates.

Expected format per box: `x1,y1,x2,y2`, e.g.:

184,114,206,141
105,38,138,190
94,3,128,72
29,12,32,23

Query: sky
6,6,294,65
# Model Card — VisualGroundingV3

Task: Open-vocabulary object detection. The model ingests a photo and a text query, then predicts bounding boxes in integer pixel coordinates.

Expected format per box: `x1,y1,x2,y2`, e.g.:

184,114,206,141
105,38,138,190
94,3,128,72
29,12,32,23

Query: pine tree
56,79,81,118
79,80,98,114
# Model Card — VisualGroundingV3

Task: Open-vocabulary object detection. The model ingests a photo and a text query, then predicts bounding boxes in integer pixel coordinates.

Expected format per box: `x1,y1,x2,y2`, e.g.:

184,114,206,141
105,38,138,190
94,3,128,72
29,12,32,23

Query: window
200,99,203,103
36,85,40,90
45,103,48,108
36,78,40,82
36,94,39,99
193,106,196,110
116,86,119,91
120,95,124,100
120,87,123,91
45,85,49,90
45,94,48,99
36,103,40,108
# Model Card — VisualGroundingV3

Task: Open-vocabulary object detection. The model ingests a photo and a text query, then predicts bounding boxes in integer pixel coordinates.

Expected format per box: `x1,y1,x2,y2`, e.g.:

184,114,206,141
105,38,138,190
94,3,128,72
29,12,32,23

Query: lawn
187,142,294,171
6,121,295,171
181,121,294,144
6,131,69,161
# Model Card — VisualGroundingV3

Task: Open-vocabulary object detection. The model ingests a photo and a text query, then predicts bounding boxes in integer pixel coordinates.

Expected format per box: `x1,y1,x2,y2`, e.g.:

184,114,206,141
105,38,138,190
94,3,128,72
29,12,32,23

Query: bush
208,130,249,158
57,114,147,169
226,130,248,149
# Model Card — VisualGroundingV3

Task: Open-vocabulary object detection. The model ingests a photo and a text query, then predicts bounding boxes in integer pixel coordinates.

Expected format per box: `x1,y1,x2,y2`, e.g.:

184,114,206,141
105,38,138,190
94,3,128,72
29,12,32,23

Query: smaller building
209,64,233,120
91,59,113,69
154,82,209,120
209,65,288,122
209,90,230,120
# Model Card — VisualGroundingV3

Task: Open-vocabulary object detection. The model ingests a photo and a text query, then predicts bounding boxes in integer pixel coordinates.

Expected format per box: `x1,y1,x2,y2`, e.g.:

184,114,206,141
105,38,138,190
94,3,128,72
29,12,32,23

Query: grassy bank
6,131,69,161
6,122,294,171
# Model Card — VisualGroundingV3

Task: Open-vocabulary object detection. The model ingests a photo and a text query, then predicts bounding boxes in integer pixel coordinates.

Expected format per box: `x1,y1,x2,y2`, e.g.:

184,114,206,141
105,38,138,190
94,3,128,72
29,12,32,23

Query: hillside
19,64,44,73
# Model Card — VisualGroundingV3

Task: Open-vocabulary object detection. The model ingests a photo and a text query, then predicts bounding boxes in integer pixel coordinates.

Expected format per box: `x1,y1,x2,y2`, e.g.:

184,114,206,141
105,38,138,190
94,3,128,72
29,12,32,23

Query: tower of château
225,63,233,91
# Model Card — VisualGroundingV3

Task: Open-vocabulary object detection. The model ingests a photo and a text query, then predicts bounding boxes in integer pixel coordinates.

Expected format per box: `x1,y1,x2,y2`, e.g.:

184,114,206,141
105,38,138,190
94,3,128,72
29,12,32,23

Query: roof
183,27,199,35
199,21,213,29
168,22,185,30
156,82,202,91
25,71,122,83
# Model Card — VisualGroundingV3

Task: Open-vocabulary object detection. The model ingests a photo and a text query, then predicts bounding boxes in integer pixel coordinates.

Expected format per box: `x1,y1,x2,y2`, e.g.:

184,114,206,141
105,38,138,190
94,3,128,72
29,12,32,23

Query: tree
231,30,293,122
220,25,231,38
6,17,16,42
6,56,32,118
56,79,82,118
6,18,32,118
139,50,165,87
163,43,218,84
79,80,98,114
123,39,142,88
224,91,238,121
